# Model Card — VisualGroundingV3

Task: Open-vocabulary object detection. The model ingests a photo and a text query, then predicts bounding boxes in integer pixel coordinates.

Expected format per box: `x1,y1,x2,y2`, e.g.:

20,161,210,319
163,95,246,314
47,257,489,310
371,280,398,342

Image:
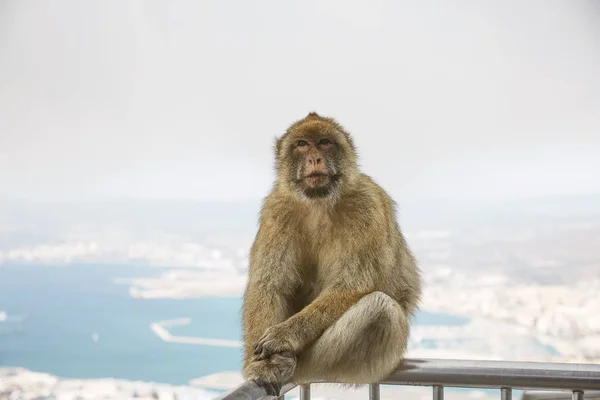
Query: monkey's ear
274,137,283,157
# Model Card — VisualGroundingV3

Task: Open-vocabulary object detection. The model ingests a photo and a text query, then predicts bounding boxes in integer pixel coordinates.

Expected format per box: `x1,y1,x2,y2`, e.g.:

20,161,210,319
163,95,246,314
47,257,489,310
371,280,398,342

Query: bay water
0,264,467,385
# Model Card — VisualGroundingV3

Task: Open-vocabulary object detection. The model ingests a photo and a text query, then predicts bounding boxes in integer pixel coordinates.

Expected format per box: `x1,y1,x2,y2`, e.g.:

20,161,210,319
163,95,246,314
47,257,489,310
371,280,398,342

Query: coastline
0,367,220,400
0,366,500,400
2,263,598,399
150,318,241,348
129,272,598,364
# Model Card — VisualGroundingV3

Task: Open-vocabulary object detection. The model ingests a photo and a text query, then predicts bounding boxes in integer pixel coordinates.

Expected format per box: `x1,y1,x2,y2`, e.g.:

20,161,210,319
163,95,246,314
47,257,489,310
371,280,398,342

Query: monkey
241,112,422,396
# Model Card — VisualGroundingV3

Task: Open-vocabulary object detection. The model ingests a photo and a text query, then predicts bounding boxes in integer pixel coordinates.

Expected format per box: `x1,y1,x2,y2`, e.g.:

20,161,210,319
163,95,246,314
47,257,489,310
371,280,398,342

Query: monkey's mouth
304,172,329,186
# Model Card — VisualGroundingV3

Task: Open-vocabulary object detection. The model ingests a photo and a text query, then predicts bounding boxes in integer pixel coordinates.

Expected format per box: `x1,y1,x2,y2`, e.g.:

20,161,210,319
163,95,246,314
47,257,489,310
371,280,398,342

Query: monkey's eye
297,140,309,147
318,138,332,145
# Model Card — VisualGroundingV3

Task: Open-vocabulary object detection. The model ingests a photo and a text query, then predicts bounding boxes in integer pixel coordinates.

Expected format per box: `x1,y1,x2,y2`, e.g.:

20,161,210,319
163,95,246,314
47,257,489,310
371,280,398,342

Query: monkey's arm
242,276,299,395
242,279,292,367
241,220,302,373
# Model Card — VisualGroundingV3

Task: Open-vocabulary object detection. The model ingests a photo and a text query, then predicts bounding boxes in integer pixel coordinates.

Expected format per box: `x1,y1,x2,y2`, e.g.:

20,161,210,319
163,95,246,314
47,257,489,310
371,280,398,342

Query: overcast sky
0,0,599,203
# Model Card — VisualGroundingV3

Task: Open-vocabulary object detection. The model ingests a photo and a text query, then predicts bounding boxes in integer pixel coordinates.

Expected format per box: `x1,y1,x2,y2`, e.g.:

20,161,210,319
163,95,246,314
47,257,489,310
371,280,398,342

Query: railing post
369,383,380,400
573,390,584,400
433,385,444,400
299,384,311,400
501,387,512,400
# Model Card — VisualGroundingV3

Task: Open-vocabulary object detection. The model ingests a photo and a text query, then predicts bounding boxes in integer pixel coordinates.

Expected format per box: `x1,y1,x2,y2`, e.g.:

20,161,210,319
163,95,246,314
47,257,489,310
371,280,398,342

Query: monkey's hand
253,323,301,361
244,353,297,396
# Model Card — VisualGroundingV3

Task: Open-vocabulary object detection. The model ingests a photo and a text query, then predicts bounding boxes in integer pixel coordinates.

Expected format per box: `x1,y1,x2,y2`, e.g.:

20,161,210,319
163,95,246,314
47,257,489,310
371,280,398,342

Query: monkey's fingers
254,332,289,360
253,341,262,355
255,348,269,361
266,382,281,397
254,339,280,361
253,377,281,397
253,340,271,360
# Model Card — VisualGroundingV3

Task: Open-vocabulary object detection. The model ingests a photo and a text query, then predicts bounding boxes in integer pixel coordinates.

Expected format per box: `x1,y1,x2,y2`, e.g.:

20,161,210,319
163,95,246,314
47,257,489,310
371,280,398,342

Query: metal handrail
522,390,600,400
383,358,600,390
216,358,600,400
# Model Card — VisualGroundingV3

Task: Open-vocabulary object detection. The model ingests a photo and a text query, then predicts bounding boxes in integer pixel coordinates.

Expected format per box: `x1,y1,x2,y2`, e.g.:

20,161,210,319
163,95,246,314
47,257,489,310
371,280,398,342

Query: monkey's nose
309,157,322,165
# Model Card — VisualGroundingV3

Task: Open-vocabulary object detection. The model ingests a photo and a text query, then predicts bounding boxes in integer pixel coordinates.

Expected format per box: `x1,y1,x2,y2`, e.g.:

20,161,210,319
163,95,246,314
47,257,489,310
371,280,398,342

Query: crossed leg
291,291,409,385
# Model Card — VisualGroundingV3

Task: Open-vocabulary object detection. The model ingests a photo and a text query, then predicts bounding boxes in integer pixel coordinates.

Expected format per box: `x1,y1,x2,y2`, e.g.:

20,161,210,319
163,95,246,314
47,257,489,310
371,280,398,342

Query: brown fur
241,112,422,396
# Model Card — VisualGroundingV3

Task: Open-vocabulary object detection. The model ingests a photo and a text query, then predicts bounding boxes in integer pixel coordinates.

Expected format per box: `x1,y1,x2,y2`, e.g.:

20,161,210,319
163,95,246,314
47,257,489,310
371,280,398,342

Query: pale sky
0,0,599,202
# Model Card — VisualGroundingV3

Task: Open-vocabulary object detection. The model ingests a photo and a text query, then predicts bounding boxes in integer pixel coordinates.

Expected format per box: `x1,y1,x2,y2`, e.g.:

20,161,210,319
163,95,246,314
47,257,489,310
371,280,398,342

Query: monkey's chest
293,277,322,311
294,257,336,311
302,220,339,256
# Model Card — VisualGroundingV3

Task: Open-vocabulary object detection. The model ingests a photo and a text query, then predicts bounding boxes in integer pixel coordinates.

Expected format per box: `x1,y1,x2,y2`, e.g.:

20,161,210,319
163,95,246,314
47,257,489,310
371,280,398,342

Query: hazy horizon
1,0,599,203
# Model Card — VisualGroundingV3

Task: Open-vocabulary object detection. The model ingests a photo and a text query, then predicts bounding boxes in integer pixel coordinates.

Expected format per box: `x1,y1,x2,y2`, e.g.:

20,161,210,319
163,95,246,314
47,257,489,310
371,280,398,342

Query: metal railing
522,390,600,400
216,358,600,400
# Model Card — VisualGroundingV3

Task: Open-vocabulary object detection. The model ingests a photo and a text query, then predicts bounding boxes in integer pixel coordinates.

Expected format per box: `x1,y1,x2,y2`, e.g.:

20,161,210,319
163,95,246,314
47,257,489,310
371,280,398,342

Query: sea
0,264,468,385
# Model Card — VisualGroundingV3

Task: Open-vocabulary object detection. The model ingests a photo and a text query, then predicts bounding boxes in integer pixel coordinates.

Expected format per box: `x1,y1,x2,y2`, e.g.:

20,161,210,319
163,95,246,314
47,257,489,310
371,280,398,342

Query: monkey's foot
253,377,280,397
245,354,297,396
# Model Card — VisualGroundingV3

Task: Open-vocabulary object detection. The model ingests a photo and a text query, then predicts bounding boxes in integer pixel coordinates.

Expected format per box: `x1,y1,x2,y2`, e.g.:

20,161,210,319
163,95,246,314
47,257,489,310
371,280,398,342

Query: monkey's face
290,135,341,198
276,115,357,200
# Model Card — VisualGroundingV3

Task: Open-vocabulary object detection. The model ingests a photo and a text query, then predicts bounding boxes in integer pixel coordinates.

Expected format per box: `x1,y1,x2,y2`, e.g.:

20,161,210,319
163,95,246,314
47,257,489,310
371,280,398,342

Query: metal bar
382,358,600,391
299,384,311,400
214,380,268,400
215,380,297,400
433,385,444,400
523,390,600,400
276,383,297,400
369,383,380,400
502,387,513,400
573,390,585,400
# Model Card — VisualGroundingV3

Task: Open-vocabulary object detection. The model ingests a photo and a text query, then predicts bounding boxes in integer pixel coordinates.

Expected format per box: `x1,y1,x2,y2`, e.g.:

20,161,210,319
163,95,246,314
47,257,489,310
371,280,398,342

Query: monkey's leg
291,291,409,385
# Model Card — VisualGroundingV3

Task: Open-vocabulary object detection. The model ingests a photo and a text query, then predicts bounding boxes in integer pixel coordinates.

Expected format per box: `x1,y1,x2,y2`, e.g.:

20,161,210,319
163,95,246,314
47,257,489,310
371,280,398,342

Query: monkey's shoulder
357,173,396,200
254,192,305,236
340,173,397,218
